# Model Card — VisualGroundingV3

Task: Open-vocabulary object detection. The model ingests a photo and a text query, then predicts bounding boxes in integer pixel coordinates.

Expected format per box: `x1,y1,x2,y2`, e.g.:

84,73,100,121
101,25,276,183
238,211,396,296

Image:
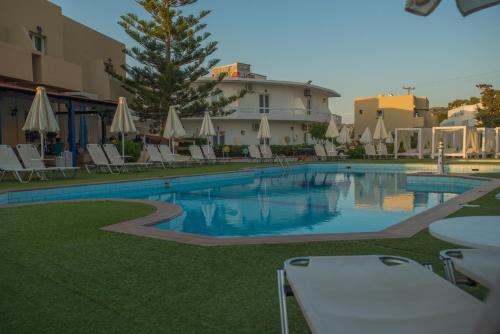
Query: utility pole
402,86,415,95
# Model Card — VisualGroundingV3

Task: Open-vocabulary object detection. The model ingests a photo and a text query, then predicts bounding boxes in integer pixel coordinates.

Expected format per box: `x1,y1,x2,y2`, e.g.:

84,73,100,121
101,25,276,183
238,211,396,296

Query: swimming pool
1,164,485,238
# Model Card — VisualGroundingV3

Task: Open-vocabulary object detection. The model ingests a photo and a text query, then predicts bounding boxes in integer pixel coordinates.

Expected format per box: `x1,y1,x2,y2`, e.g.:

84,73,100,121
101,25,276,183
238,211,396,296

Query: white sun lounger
364,143,377,159
158,144,191,166
202,145,230,163
248,145,262,162
189,145,208,164
377,142,393,159
16,143,78,179
260,144,273,160
324,142,348,160
145,144,166,168
314,144,327,161
0,145,34,183
278,255,485,334
102,144,151,171
86,144,121,173
440,249,500,289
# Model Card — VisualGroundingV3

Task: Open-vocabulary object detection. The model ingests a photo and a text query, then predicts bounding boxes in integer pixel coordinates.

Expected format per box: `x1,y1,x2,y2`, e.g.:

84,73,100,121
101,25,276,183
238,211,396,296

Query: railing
184,107,331,122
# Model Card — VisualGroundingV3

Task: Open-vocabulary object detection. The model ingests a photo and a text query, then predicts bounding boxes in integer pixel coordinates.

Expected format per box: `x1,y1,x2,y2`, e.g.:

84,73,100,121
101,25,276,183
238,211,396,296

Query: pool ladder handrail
274,154,290,173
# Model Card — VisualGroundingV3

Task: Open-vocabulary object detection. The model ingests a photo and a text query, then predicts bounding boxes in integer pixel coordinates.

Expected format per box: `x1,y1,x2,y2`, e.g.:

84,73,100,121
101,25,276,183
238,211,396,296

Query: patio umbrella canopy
199,111,216,144
359,127,373,144
337,125,351,145
257,115,271,142
110,97,136,158
163,106,186,151
22,86,60,159
325,115,339,139
405,0,500,16
373,117,388,142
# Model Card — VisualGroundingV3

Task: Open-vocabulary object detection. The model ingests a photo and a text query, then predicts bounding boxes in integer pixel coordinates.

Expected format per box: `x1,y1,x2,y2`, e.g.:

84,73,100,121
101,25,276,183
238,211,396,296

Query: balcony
185,107,331,122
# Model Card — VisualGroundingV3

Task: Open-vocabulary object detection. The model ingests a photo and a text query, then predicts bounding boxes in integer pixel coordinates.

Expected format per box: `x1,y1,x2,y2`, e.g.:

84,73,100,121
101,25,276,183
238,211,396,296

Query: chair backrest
364,144,376,156
87,144,109,165
189,145,205,160
324,142,338,157
103,144,124,165
377,143,388,156
314,144,327,157
260,144,272,159
16,144,45,169
202,145,216,159
158,145,175,163
0,145,25,170
145,144,163,163
248,145,262,159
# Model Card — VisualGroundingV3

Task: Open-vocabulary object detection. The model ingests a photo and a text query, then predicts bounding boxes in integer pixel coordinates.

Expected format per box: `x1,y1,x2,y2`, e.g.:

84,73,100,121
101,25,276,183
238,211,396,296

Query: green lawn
1,184,499,333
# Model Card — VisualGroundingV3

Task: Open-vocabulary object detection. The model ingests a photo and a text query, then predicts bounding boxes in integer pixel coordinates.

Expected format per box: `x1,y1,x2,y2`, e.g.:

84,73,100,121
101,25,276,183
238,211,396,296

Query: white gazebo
477,127,496,158
496,127,500,158
394,128,432,160
431,126,479,159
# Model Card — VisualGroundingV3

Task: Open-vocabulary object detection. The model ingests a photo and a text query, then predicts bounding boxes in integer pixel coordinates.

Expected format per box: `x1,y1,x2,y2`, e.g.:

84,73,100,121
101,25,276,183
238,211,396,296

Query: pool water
150,171,467,237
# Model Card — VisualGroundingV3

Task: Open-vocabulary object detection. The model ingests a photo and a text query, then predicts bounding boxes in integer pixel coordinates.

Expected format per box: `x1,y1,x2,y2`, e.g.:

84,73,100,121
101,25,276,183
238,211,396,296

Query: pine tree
476,84,500,127
106,0,246,132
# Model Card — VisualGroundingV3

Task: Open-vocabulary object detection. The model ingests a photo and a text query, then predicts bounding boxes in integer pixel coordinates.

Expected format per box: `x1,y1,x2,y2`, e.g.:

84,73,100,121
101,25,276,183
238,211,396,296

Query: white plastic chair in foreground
277,255,493,334
440,249,500,290
16,143,78,179
0,145,34,183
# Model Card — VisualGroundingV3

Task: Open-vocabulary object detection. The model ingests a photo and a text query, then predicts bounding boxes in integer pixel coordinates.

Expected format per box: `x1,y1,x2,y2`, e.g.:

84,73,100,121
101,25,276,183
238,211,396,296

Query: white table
429,216,500,249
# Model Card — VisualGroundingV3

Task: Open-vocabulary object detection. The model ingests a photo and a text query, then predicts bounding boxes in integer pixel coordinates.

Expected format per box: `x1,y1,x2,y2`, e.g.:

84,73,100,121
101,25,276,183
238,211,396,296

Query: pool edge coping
2,173,498,246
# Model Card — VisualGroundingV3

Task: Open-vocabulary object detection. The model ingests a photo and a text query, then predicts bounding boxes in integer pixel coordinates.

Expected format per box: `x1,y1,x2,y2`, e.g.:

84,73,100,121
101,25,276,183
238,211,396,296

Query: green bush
347,145,365,159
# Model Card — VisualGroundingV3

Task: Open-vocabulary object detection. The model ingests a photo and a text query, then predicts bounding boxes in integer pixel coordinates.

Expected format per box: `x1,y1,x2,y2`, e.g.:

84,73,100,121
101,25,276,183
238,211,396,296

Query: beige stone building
353,94,437,139
0,0,128,155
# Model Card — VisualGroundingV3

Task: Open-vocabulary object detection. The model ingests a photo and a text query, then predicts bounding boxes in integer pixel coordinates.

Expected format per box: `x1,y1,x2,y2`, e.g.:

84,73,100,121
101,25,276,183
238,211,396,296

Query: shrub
114,140,142,162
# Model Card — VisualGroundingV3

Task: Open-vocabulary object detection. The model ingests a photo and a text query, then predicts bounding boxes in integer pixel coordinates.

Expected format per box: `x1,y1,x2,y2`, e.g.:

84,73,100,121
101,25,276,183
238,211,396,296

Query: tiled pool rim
1,164,499,246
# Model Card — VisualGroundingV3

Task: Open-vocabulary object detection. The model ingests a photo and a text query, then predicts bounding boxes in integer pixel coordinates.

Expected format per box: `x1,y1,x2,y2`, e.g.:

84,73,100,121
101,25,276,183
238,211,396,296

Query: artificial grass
1,187,499,333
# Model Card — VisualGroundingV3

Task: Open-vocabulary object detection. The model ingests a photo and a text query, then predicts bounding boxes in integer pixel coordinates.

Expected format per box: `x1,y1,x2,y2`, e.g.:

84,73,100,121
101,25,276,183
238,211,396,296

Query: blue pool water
1,164,483,237
151,171,469,237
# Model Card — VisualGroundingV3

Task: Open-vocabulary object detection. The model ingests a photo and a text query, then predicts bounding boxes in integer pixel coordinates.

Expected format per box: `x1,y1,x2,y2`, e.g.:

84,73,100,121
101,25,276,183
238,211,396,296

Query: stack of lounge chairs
313,143,348,160
188,144,230,164
145,144,191,168
86,144,151,173
248,144,275,162
0,144,79,182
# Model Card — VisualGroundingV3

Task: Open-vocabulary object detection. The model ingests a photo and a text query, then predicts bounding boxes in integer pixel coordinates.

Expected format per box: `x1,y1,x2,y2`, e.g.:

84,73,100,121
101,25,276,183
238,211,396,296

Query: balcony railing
184,107,331,122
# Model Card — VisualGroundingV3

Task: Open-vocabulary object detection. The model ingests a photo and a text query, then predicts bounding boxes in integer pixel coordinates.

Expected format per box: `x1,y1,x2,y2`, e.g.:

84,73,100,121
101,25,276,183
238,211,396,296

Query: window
376,110,384,117
359,110,363,115
259,94,269,113
29,31,47,54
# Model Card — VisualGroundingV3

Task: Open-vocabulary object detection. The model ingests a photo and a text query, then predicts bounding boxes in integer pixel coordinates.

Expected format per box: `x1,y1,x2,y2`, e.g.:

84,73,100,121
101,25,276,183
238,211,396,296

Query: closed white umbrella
110,97,136,158
199,111,216,144
359,127,373,144
163,106,186,151
337,125,351,145
373,117,388,142
257,114,271,142
325,115,339,139
22,86,60,159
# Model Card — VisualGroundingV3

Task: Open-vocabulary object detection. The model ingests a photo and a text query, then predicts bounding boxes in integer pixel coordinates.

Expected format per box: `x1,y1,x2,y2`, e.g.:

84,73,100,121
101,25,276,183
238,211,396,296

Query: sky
50,0,500,123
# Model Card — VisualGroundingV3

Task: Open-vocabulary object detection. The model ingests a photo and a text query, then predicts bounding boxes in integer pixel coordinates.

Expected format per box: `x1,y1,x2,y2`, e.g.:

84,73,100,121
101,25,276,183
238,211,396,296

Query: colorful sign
211,64,239,78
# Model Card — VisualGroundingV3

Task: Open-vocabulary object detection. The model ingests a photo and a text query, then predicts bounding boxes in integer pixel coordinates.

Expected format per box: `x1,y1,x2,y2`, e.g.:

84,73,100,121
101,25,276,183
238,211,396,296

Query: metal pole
40,131,44,159
437,140,445,174
121,132,125,158
277,269,289,334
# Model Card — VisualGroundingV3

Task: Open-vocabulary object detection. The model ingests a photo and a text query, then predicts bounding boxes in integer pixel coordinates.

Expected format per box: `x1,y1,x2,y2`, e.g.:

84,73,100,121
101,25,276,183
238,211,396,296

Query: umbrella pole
40,131,44,159
121,132,125,158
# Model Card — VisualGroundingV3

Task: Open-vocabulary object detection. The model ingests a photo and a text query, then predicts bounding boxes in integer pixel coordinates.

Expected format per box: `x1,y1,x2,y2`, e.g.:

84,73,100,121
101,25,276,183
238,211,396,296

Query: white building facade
440,103,482,127
182,64,341,145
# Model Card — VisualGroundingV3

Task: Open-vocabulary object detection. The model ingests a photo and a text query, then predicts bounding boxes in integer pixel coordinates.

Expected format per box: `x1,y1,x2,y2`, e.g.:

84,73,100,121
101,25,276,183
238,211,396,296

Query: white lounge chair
324,142,348,160
189,145,207,164
202,145,230,163
248,145,262,162
86,144,120,173
314,144,327,161
16,143,78,179
158,144,191,166
0,145,34,183
364,143,377,159
377,142,393,159
260,144,273,160
102,144,151,171
440,249,500,289
145,144,166,168
278,255,485,334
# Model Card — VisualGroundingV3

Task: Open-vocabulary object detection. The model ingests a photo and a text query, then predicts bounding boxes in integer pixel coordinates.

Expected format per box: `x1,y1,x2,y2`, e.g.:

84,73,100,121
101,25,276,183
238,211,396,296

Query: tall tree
476,84,500,127
447,96,480,109
308,122,328,141
106,0,246,132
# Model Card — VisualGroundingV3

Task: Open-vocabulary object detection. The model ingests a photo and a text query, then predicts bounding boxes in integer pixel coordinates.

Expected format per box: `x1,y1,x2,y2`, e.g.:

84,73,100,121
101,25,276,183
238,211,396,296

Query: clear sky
51,0,500,123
